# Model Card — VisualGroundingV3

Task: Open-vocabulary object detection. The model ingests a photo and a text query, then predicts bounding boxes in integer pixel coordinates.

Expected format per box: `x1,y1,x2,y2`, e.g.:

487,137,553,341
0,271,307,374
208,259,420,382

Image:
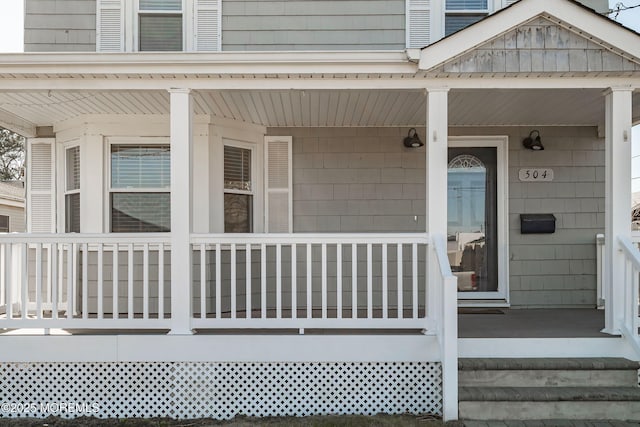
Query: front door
448,138,508,302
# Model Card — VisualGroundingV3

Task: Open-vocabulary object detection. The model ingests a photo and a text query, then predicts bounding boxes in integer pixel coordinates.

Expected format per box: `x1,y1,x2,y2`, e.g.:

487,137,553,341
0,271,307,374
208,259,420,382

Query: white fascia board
419,0,640,71
0,51,417,76
0,108,37,137
0,198,25,208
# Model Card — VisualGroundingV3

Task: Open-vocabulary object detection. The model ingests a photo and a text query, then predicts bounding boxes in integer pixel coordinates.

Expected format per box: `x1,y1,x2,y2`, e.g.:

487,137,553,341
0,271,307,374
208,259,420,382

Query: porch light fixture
522,130,544,151
403,128,424,148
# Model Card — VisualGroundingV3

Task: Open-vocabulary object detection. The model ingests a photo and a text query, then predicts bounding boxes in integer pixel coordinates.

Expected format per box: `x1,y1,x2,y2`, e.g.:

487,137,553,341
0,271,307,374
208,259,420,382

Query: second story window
445,0,489,36
138,0,184,51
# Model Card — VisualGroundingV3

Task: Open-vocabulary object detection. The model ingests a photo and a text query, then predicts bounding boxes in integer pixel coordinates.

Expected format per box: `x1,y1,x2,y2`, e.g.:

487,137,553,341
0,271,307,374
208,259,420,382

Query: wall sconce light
522,130,544,151
403,128,424,148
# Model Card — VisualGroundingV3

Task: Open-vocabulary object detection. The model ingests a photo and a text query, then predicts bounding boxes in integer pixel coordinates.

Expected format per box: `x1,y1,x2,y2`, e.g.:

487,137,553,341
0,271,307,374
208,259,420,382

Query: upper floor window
445,0,489,36
65,146,81,233
138,0,183,51
97,0,221,52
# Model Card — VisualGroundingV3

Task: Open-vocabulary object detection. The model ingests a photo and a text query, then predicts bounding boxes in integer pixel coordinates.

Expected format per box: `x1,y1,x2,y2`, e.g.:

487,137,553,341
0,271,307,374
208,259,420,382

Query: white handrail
617,235,640,358
619,236,640,271
191,233,430,245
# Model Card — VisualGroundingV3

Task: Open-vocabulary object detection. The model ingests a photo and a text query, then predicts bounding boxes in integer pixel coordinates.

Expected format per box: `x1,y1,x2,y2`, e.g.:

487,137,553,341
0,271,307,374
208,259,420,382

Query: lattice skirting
0,362,442,419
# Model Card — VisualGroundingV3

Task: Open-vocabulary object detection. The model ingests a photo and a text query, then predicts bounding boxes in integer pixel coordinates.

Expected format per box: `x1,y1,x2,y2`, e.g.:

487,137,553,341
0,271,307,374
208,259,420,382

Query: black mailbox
520,213,556,234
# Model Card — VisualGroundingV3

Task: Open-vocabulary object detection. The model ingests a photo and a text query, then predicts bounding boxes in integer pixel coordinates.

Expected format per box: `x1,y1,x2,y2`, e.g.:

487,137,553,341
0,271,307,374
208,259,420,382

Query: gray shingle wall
452,126,604,308
269,126,604,308
222,0,406,51
24,0,96,52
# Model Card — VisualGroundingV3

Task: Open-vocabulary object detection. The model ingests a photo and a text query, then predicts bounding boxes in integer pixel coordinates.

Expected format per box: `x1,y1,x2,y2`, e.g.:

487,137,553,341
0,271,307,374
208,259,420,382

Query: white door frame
449,136,509,304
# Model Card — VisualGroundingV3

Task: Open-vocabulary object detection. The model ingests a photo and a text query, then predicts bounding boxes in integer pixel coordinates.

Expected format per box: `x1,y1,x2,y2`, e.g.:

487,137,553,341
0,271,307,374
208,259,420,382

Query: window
445,0,489,36
0,215,9,233
138,0,183,51
110,144,170,232
224,145,253,233
65,146,80,233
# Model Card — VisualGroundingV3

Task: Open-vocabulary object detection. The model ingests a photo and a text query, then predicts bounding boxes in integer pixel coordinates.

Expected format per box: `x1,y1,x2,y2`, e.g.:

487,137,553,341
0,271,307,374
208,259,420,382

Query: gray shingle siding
24,0,96,52
269,126,604,308
222,0,406,51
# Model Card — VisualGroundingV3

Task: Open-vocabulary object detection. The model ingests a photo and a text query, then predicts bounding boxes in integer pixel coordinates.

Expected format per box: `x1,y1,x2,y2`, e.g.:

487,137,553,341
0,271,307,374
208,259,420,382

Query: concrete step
460,369,639,387
459,359,640,421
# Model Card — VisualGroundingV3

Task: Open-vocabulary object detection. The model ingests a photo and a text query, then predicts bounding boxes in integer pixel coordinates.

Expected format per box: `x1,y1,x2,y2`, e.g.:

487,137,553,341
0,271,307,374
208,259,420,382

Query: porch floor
458,308,613,338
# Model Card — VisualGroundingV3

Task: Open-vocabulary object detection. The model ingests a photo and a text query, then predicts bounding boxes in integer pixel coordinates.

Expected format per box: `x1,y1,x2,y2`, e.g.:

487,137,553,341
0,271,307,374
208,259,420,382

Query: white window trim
222,138,264,233
105,137,171,233
131,0,186,52
64,143,81,233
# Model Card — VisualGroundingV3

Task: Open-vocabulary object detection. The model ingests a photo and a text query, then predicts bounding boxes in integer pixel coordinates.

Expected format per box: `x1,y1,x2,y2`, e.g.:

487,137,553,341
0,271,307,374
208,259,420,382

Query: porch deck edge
459,337,639,360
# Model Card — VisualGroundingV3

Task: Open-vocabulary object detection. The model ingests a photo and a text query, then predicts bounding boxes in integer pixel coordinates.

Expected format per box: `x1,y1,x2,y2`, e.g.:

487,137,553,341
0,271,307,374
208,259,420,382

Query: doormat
458,308,505,314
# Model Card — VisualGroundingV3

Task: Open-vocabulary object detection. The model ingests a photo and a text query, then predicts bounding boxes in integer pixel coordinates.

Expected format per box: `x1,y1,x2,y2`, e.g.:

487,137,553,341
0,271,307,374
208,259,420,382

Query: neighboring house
0,0,639,422
0,181,25,233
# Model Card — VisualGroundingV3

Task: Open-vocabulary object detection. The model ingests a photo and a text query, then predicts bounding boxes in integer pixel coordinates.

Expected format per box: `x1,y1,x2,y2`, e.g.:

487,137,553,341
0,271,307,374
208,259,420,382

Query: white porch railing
190,233,432,331
618,236,640,356
0,234,172,329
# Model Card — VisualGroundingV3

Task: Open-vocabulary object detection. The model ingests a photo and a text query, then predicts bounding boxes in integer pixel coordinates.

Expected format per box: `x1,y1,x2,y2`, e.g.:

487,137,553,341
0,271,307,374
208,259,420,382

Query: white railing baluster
261,243,266,319
20,243,27,320
67,243,74,320
352,243,357,319
291,243,297,319
246,243,251,319
127,243,133,320
143,243,149,320
231,243,237,319
336,243,342,319
366,243,372,319
276,243,282,319
306,243,312,319
5,244,11,319
46,244,52,312
82,243,88,320
35,243,42,319
158,243,164,319
397,244,403,319
412,243,418,319
215,243,221,319
51,243,58,320
382,243,388,319
200,243,206,319
321,243,327,319
113,244,119,319
97,243,104,320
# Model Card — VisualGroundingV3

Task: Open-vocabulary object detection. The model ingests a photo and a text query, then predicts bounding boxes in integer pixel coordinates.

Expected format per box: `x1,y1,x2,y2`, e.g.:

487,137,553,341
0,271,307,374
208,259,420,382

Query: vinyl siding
24,0,96,52
0,204,25,233
222,0,406,51
269,126,604,308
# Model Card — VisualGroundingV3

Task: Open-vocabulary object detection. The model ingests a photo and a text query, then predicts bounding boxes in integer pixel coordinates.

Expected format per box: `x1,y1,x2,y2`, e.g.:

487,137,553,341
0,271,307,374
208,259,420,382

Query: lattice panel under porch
0,362,442,419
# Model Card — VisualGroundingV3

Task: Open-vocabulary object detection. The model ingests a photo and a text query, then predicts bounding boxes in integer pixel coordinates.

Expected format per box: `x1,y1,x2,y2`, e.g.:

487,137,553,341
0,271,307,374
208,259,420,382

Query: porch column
603,87,633,335
169,88,194,335
426,88,458,421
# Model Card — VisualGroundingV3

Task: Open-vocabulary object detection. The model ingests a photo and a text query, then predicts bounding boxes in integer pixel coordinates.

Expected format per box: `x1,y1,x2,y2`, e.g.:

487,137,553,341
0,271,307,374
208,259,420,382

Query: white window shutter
27,139,56,233
407,0,431,48
97,0,124,52
264,136,292,233
194,0,221,51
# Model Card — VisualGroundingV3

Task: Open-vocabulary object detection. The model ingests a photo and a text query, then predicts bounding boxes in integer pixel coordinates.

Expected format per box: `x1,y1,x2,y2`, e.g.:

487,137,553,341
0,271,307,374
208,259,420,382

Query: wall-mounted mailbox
520,213,556,234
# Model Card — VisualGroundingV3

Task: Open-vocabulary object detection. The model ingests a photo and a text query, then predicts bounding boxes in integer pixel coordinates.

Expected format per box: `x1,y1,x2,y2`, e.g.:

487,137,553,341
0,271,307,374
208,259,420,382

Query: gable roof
418,0,640,73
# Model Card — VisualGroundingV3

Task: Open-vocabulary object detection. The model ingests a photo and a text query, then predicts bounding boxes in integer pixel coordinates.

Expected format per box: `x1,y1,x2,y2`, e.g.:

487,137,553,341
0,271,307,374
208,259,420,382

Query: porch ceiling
0,88,638,131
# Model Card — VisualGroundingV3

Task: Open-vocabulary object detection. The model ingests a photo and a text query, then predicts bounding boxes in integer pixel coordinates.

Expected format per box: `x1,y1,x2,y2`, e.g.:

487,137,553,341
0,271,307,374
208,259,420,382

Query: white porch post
603,87,633,335
426,88,458,421
169,88,194,335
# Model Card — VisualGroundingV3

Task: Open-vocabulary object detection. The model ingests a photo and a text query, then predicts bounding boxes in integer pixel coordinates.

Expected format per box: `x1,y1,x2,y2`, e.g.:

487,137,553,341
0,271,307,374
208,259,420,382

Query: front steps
459,358,640,421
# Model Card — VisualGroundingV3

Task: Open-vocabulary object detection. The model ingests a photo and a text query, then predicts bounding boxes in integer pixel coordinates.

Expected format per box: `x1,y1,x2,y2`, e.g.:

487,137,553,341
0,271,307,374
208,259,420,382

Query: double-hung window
0,215,9,233
138,0,184,51
224,145,254,233
65,146,80,233
445,0,489,36
110,144,171,233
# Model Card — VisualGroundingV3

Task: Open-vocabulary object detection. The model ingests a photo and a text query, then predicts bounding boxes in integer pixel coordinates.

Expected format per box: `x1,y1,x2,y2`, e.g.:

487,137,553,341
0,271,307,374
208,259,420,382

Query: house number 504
519,168,553,182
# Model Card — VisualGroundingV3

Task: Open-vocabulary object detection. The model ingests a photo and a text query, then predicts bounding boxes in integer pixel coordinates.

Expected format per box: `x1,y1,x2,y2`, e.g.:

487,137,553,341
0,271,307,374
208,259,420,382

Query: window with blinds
445,0,488,36
0,215,9,233
65,146,80,233
224,145,253,233
110,144,171,233
139,0,183,51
